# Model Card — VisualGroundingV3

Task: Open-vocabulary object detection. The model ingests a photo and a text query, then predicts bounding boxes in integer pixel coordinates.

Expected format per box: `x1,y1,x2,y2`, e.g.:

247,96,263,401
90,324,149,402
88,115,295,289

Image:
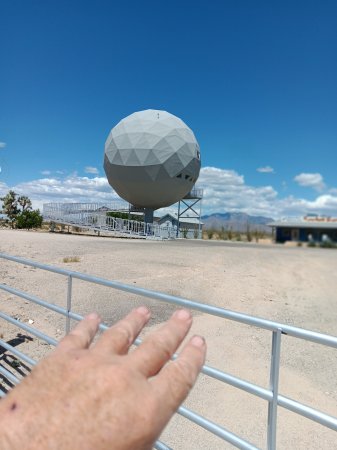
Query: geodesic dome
104,109,201,209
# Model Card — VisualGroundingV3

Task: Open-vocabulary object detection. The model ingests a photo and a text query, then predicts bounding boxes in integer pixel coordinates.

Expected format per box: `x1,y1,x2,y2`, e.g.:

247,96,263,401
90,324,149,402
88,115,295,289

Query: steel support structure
176,188,203,238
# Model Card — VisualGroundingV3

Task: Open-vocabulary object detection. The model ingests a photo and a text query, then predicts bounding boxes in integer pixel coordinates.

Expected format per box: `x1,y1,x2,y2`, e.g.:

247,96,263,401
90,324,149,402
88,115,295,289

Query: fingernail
136,306,150,317
87,312,100,321
191,335,205,348
174,309,192,321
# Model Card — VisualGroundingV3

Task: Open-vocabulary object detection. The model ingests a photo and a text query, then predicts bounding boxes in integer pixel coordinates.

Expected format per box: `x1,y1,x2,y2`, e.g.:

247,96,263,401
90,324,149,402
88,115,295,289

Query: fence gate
0,252,337,449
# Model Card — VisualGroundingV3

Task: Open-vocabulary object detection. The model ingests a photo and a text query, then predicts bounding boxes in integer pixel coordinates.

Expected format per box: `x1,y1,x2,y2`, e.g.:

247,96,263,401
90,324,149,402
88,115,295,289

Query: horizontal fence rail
0,252,337,449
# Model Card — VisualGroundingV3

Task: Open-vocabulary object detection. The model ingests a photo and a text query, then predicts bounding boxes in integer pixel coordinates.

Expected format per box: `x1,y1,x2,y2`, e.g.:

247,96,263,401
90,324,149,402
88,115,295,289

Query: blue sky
1,1,337,218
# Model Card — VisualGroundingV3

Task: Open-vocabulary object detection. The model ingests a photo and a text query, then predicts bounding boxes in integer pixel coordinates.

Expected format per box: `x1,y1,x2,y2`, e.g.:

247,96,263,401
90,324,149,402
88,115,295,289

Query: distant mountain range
201,212,274,233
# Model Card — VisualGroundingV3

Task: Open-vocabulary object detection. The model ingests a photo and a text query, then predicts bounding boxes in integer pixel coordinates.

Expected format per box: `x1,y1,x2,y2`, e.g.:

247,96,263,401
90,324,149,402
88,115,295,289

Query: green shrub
218,226,226,240
319,241,336,249
16,210,43,229
207,229,214,239
308,241,316,247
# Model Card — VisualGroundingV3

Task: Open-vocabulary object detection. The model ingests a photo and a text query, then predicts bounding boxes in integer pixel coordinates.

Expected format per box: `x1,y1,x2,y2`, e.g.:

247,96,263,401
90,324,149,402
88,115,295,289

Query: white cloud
294,173,326,191
10,175,119,210
197,167,278,217
196,167,337,218
277,194,337,217
41,170,51,175
85,166,99,175
0,181,9,197
257,166,274,173
0,142,6,149
1,166,337,220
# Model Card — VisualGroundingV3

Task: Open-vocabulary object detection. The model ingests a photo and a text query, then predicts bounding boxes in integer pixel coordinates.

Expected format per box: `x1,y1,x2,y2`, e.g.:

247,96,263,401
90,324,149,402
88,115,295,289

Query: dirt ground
0,229,336,449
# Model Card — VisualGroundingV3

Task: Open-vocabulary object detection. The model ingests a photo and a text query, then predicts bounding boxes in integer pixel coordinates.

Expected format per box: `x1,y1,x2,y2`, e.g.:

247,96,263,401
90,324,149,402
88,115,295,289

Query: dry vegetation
202,226,270,243
62,256,80,263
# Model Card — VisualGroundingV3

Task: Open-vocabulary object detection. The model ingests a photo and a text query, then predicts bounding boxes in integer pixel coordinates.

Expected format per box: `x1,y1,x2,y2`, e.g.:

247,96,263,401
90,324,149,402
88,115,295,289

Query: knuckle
113,323,132,344
150,336,172,360
62,334,83,348
173,360,195,391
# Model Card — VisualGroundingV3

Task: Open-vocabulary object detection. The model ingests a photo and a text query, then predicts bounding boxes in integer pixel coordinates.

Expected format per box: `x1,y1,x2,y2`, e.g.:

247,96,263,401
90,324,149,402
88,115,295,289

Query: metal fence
0,252,337,449
42,202,179,239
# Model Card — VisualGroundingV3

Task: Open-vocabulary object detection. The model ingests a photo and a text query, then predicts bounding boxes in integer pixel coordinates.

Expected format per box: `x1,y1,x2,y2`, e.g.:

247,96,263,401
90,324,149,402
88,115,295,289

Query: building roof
269,220,337,229
159,213,203,225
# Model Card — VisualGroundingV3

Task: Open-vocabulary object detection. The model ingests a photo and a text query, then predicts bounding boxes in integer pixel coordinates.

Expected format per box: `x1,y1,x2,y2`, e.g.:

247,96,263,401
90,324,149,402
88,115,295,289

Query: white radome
104,109,201,209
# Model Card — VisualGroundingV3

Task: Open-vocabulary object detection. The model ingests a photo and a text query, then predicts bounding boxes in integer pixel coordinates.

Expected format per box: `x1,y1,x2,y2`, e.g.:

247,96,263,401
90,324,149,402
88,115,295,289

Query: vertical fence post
267,328,282,450
66,275,73,334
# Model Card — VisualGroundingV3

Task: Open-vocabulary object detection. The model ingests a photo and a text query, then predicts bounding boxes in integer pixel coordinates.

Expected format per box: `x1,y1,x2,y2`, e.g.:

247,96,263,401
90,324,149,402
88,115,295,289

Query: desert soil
0,229,336,449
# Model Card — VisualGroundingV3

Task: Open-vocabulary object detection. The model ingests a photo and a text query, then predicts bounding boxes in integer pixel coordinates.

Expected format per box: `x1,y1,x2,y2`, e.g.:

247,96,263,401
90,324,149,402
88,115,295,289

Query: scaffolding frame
177,188,203,238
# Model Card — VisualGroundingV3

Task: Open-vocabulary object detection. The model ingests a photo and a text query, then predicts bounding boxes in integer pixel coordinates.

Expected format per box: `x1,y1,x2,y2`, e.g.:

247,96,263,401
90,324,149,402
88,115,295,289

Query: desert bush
63,256,80,263
16,210,43,229
319,241,336,249
253,230,265,242
182,228,189,238
246,224,252,242
308,241,316,247
206,229,215,239
218,226,226,240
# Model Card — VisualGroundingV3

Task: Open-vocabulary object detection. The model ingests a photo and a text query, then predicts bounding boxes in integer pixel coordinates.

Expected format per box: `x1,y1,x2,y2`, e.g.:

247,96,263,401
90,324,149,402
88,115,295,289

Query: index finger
94,306,151,355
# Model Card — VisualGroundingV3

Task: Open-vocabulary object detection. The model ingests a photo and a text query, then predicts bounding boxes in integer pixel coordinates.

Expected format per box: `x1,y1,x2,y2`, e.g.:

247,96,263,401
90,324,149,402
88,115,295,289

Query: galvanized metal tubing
1,252,337,449
42,202,177,238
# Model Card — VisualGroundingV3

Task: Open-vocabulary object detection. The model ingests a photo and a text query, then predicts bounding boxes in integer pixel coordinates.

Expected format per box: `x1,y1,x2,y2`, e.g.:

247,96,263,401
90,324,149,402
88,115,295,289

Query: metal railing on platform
0,252,336,449
43,202,178,239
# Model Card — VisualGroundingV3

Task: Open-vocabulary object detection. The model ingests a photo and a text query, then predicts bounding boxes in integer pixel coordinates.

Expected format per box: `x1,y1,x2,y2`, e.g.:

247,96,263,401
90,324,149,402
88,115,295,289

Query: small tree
206,228,214,239
218,226,226,240
246,223,252,242
182,227,189,238
0,191,42,229
17,195,32,212
0,190,19,228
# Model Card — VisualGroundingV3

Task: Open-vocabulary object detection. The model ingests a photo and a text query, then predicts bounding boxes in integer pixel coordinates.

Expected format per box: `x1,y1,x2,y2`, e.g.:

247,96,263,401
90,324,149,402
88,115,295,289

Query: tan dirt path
0,230,336,449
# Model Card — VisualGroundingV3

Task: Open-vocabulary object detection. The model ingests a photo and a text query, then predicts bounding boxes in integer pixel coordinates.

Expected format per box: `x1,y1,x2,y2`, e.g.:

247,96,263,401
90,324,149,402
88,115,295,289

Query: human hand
0,307,206,450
